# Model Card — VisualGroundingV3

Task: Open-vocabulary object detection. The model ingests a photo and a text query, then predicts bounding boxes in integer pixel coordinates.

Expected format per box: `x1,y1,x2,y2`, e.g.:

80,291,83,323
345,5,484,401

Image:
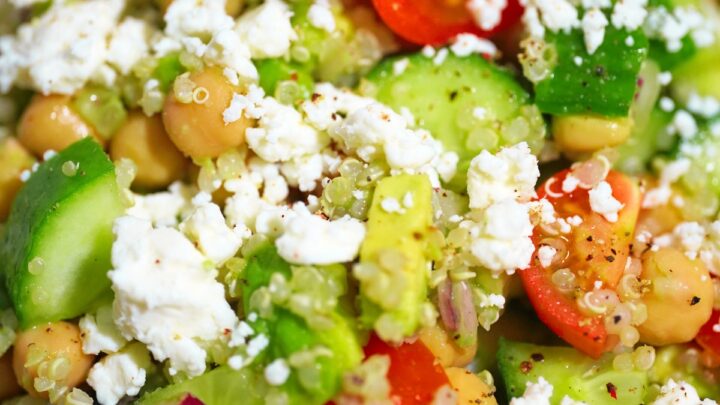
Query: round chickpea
162,68,252,159
110,111,188,190
638,247,714,345
444,367,497,405
13,321,94,399
17,95,103,157
0,137,35,221
553,115,633,154
419,324,477,368
0,351,22,400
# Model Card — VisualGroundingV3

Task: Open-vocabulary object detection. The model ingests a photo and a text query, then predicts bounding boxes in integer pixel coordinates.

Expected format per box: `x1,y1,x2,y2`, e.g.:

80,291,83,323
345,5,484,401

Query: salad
0,0,719,403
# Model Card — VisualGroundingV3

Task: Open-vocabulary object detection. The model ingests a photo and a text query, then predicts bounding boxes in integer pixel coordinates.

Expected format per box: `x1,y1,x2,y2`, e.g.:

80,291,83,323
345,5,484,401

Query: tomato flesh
371,0,522,45
520,169,641,358
364,334,449,404
697,310,720,360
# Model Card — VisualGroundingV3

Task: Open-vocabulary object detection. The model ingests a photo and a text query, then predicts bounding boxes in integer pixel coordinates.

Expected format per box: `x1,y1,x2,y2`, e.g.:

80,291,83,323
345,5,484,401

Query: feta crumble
671,110,698,139
510,377,553,405
235,0,297,59
179,201,243,264
276,215,366,265
589,181,624,222
308,0,336,33
467,0,508,31
582,8,608,54
79,305,128,355
106,18,152,75
87,343,152,405
651,379,717,405
264,358,291,386
538,245,557,267
450,33,498,57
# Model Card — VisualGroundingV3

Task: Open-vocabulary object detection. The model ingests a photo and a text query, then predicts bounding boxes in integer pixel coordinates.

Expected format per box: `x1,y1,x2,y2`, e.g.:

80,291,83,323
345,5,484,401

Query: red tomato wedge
696,310,720,360
520,169,641,358
364,334,450,404
371,0,522,45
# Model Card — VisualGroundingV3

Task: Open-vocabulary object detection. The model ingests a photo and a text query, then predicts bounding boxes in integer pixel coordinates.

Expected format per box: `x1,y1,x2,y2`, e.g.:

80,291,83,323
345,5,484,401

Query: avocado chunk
357,174,433,342
363,52,545,189
497,339,647,404
0,138,125,328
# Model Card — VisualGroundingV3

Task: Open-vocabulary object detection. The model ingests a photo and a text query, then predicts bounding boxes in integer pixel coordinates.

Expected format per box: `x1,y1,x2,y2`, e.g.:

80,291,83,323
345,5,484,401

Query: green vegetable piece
649,36,697,71
364,52,544,189
497,339,647,404
241,244,363,403
672,41,720,100
358,174,433,341
649,345,720,401
614,107,674,174
152,53,186,92
0,138,125,328
139,367,268,405
531,26,648,117
256,58,314,103
71,86,127,140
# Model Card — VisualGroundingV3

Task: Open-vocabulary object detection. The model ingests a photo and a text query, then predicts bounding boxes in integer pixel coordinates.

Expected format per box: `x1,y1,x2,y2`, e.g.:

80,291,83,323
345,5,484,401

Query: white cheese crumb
510,377,553,405
308,0,336,33
671,110,698,139
79,306,128,355
538,245,557,268
19,169,30,182
582,8,608,55
625,35,636,46
264,359,291,386
659,96,675,112
651,379,717,405
467,142,540,210
106,18,152,75
562,174,580,193
450,33,498,57
393,58,409,75
467,0,508,31
588,181,624,222
433,48,449,65
573,56,583,66
687,92,720,118
381,197,405,214
275,215,366,265
530,0,580,34
610,0,648,31
658,71,673,86
87,343,151,405
235,0,297,59
561,396,589,405
421,45,436,58
179,202,242,264
402,192,414,208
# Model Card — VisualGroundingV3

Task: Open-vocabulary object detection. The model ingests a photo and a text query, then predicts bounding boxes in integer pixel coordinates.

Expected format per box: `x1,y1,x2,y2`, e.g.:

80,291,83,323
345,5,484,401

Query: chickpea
17,95,103,157
638,247,714,345
419,324,477,368
445,367,497,405
636,204,683,237
110,111,188,190
162,68,252,159
156,0,244,16
553,115,633,153
0,351,22,400
13,321,94,399
0,137,35,221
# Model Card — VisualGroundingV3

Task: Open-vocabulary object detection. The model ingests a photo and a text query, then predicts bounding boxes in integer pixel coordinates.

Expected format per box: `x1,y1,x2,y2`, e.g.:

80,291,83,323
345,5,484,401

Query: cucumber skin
0,138,124,328
535,27,648,117
497,339,647,404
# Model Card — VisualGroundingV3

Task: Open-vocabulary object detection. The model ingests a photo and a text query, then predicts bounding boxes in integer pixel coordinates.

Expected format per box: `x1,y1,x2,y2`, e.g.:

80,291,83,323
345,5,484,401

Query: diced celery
71,87,127,140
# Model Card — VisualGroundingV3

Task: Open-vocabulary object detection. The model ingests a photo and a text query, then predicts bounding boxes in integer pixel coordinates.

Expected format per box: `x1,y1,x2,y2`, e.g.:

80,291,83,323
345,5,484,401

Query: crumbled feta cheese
658,71,672,86
467,0,508,31
510,377,553,405
126,183,193,227
381,197,404,214
433,48,449,65
610,0,648,31
79,306,128,355
308,0,336,33
589,181,623,222
403,192,414,208
651,379,717,405
450,33,498,57
582,8,608,55
106,18,152,75
236,0,296,59
467,142,540,210
179,202,242,264
203,29,257,81
582,0,611,8
466,200,535,276
281,153,324,192
393,58,409,75
0,0,124,94
264,359,291,386
625,35,635,46
421,45,436,58
659,96,675,112
561,397,589,405
645,6,712,53
87,343,151,405
687,92,720,118
573,56,583,66
529,0,580,34
671,110,698,139
165,0,233,40
562,174,580,193
276,215,366,265
523,6,546,38
538,245,557,268
110,217,239,377
674,221,706,260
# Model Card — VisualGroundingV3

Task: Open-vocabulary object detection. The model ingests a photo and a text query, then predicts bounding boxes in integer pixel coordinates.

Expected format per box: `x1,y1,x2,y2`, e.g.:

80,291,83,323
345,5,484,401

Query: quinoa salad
0,0,720,403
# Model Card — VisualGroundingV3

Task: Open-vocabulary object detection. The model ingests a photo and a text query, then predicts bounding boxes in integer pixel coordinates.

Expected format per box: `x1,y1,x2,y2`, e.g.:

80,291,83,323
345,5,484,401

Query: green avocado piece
0,138,125,328
364,52,544,189
497,339,647,404
357,174,433,342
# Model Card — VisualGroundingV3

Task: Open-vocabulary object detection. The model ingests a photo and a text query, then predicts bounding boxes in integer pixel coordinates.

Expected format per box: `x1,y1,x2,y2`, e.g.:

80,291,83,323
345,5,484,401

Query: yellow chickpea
445,367,497,405
110,111,188,190
13,321,94,399
0,351,22,400
162,68,252,159
17,95,103,157
553,115,633,153
0,137,35,221
419,324,477,368
639,247,714,345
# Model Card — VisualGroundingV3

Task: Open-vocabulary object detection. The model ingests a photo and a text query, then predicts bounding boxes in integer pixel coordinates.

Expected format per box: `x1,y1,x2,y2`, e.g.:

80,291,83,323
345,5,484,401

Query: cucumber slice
138,367,268,405
363,52,544,189
497,339,647,404
0,138,125,328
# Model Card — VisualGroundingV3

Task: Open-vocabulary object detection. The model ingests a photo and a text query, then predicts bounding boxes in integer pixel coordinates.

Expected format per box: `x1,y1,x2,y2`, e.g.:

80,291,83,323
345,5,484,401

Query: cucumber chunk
363,52,544,188
497,339,647,404
256,58,314,103
0,138,125,328
358,174,433,341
